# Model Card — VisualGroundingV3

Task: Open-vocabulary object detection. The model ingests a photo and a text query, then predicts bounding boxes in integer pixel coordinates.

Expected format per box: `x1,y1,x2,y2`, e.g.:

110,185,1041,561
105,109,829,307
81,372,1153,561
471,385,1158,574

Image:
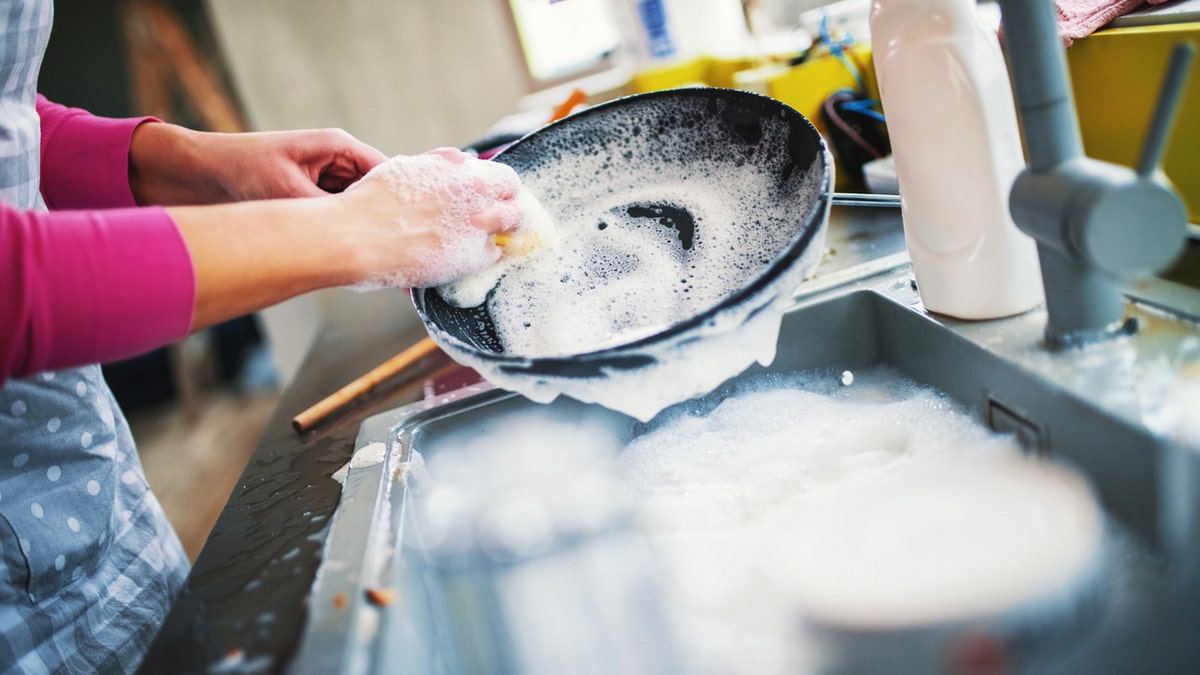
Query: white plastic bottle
869,0,1044,319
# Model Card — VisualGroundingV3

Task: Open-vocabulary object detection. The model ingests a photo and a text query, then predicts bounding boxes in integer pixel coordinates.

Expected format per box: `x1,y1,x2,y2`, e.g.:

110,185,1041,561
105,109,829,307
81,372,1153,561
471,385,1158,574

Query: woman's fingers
423,147,470,165
470,201,525,234
337,149,548,288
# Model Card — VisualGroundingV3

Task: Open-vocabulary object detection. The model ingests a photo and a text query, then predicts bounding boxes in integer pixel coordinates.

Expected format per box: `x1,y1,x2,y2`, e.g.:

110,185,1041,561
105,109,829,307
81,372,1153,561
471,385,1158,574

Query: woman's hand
332,147,526,289
168,147,528,330
129,122,389,205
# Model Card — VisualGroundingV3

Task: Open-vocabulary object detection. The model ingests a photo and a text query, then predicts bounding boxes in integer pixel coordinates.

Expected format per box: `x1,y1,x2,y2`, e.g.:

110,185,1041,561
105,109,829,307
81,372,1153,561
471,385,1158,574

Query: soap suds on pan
438,189,557,308
425,90,833,421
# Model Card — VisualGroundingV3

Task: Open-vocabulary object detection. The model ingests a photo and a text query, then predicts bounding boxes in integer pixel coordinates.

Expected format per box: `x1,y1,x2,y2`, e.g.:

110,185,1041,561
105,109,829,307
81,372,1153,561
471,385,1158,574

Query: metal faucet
995,0,1194,349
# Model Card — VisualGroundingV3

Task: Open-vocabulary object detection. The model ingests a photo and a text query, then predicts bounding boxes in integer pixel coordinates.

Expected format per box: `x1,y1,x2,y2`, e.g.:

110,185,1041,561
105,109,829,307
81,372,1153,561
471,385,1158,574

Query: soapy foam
438,190,557,308
407,404,632,559
331,440,392,485
403,405,681,672
397,367,1108,673
348,151,539,290
439,234,825,422
1156,370,1200,445
430,95,830,420
618,366,1104,673
489,178,815,356
439,108,824,356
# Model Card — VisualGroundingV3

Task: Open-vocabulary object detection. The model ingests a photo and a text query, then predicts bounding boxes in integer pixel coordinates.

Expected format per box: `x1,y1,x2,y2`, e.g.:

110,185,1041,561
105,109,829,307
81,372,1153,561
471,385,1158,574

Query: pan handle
832,192,901,208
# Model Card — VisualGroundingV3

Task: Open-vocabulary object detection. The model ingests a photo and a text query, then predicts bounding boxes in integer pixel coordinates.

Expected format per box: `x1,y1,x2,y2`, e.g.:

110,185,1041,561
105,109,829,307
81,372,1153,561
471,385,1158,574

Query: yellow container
1068,22,1200,224
764,44,879,142
764,44,880,190
630,56,759,93
628,47,880,191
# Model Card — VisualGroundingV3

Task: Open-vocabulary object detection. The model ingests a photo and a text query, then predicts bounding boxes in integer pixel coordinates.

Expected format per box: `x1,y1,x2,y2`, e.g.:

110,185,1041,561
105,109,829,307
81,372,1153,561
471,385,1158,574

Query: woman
0,2,526,671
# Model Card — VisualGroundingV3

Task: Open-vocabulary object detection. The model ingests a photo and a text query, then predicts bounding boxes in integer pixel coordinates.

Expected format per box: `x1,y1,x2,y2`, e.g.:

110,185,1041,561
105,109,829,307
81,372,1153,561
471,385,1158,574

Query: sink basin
292,256,1200,674
1161,234,1200,290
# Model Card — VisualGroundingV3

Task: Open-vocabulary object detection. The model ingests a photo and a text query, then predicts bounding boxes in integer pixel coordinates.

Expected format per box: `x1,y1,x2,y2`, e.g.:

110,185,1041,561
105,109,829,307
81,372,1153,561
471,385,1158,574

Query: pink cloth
1056,0,1173,43
0,98,195,384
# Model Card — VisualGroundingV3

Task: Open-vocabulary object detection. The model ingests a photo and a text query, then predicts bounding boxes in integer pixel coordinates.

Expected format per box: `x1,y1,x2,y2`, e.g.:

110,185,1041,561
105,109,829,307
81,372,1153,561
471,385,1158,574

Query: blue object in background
637,0,676,59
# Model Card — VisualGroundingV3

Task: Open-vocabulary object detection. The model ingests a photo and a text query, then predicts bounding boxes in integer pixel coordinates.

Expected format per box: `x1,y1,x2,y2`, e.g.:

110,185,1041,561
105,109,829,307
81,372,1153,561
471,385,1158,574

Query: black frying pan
412,88,833,396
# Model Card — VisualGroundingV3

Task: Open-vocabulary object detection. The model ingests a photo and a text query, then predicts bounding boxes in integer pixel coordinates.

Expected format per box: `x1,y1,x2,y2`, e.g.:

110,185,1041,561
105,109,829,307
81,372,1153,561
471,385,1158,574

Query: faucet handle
1075,40,1196,280
1137,41,1196,179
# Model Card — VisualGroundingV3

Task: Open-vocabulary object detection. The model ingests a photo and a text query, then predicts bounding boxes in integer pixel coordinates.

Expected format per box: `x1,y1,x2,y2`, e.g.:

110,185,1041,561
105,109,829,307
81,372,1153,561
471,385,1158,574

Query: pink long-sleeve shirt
0,97,195,384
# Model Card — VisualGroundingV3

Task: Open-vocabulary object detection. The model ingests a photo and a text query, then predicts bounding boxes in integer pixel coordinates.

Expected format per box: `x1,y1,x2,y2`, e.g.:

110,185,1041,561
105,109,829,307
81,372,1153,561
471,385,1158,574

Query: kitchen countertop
138,203,907,673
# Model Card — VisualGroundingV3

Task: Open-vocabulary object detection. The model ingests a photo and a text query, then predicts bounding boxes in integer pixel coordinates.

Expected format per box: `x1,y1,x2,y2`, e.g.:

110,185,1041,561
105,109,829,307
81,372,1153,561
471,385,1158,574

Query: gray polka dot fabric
1,367,148,604
0,369,190,674
0,1,190,671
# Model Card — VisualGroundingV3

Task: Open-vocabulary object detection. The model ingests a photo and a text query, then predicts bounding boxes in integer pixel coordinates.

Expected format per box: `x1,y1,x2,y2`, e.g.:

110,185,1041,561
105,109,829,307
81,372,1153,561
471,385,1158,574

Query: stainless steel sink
292,253,1200,674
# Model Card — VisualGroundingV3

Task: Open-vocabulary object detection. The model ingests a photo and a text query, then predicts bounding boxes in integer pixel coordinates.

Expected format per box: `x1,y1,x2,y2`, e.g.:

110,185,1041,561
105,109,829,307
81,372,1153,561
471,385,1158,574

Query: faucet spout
996,0,1084,172
995,0,1192,349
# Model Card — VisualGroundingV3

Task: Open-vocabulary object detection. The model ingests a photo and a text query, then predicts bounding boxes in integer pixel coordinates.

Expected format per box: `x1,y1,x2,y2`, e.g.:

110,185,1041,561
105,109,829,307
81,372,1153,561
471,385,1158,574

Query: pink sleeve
37,94,158,210
0,204,195,384
4,96,194,383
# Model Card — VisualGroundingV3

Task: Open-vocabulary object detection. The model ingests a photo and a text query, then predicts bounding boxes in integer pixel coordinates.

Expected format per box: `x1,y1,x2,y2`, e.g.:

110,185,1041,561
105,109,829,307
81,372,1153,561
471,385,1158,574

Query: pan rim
412,87,834,371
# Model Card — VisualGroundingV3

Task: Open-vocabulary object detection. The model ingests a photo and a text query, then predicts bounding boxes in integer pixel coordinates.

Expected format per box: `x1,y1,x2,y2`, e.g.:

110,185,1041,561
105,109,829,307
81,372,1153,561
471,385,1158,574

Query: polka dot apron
0,367,154,604
0,1,189,670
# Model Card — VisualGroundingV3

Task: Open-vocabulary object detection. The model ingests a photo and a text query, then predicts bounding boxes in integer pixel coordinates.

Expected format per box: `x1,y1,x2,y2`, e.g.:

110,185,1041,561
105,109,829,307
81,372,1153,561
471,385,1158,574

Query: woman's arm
171,148,524,331
39,94,391,209
0,204,193,382
4,145,524,383
14,97,525,382
37,95,153,210
127,122,389,205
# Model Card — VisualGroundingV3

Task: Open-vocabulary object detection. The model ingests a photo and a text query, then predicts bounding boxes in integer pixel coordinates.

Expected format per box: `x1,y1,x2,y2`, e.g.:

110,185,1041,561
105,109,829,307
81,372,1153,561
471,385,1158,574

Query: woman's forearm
168,196,364,331
129,122,391,206
22,98,526,378
129,123,226,205
170,148,528,331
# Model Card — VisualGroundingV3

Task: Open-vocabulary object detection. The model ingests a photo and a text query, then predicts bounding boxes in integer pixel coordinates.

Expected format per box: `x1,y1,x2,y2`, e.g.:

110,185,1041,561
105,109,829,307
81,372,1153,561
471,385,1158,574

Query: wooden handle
291,336,441,432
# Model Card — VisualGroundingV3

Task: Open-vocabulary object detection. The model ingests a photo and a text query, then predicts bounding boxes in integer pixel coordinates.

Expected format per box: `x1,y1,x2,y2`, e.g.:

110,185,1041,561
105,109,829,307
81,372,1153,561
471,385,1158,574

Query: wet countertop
138,204,907,673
